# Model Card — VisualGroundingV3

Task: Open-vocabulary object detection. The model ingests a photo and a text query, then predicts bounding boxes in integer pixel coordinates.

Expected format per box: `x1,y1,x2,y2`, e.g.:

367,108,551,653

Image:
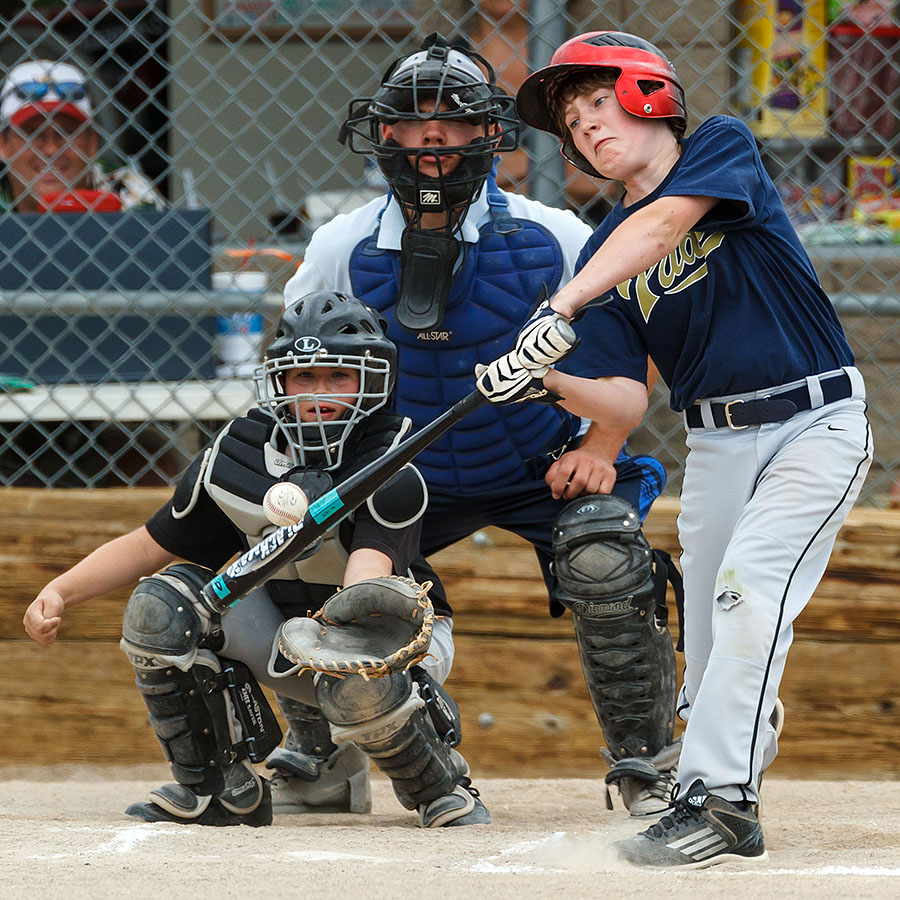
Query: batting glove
515,316,578,371
475,352,560,405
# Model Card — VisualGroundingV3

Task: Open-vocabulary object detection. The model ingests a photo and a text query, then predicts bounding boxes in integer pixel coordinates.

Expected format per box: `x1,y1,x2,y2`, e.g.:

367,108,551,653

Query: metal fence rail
0,0,897,502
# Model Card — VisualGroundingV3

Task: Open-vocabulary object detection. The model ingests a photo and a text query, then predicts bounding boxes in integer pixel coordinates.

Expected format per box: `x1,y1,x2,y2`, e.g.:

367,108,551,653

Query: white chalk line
465,831,570,874
285,850,400,863
25,823,178,859
25,824,400,865
714,867,900,878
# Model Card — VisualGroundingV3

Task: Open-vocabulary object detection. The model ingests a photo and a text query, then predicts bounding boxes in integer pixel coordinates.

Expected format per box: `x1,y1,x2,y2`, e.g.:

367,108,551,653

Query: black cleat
126,776,272,827
615,779,767,869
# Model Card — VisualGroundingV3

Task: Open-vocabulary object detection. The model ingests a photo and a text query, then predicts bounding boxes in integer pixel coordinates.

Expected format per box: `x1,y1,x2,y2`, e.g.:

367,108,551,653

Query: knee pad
122,563,218,666
315,671,423,746
552,494,676,760
552,494,654,612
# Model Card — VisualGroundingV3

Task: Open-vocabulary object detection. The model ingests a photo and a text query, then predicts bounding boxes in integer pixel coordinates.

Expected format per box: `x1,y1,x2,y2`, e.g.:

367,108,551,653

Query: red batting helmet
516,31,686,177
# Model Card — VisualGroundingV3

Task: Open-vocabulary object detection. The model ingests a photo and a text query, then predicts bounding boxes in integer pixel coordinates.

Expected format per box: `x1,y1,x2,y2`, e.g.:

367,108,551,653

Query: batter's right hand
515,316,577,371
24,590,65,645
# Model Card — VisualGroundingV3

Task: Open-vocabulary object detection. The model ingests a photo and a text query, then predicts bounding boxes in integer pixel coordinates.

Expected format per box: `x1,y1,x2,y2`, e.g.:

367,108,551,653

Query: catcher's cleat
419,779,492,828
602,738,681,817
267,743,372,814
615,779,767,869
126,774,272,827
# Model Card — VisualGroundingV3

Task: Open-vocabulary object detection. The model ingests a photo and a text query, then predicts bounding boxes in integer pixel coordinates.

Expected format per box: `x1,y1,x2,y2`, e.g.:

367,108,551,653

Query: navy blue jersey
558,115,854,411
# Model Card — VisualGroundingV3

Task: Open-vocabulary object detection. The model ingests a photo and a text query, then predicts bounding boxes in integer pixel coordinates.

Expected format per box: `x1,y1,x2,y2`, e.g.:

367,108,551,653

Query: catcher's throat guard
397,226,460,331
277,575,434,679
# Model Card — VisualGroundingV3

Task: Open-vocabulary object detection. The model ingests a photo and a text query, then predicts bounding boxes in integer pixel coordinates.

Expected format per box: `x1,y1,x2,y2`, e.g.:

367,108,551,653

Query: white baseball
263,482,309,527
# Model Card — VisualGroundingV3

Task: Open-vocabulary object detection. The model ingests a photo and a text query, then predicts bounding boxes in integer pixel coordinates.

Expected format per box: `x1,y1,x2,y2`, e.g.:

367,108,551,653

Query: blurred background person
0,58,163,213
465,0,619,225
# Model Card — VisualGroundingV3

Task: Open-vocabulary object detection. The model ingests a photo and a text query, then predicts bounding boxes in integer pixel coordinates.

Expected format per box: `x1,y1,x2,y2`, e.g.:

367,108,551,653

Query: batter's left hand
545,446,617,500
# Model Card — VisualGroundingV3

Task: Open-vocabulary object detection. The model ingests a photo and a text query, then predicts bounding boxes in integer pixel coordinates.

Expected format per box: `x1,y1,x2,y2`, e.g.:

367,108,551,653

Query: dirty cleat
615,779,767,869
419,779,492,828
266,742,372,814
602,738,681,817
126,764,272,827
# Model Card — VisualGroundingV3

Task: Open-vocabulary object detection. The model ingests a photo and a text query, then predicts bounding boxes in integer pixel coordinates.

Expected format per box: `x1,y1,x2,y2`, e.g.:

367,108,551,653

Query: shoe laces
645,768,676,800
457,776,480,799
645,797,701,838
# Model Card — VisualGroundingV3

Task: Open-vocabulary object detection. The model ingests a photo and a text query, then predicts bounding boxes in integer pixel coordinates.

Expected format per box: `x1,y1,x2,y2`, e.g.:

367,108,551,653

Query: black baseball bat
200,389,488,614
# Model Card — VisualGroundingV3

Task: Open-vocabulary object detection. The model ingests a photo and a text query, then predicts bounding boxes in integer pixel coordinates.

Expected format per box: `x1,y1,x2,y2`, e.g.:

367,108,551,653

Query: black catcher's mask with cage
339,33,519,331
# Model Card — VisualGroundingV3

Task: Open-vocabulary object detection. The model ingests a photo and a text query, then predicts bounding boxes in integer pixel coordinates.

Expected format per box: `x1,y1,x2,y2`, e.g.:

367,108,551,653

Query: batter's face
563,87,672,183
381,100,489,179
283,365,361,422
0,112,97,213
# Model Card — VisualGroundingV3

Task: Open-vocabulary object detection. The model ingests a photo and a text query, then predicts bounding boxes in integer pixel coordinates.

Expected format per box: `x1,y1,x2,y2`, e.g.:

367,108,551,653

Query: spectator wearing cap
0,59,163,213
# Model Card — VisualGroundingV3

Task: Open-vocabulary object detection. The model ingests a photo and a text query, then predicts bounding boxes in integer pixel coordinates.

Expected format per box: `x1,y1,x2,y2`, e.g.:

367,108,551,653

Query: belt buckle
724,399,748,430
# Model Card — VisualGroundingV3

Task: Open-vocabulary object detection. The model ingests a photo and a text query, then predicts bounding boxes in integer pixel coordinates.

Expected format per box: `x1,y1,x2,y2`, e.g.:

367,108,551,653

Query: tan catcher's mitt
277,575,434,679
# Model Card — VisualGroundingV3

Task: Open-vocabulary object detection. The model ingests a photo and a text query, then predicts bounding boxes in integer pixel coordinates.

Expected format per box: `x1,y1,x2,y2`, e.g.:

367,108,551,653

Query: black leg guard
571,591,677,759
553,494,679,814
121,567,280,825
270,696,340,778
125,652,241,795
316,672,490,827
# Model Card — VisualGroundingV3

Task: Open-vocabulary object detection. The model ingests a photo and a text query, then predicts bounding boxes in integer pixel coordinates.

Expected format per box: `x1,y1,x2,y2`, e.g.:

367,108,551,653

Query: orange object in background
37,190,123,213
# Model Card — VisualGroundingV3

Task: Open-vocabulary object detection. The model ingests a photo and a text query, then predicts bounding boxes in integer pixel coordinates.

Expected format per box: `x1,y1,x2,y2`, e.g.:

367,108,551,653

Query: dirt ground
2,767,899,900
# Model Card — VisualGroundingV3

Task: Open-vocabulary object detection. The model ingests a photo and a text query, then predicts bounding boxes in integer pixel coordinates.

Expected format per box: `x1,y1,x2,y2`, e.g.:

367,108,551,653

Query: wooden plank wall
2,488,898,778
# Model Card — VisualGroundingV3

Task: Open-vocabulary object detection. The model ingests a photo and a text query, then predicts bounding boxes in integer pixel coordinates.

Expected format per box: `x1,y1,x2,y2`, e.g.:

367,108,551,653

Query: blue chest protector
349,179,580,493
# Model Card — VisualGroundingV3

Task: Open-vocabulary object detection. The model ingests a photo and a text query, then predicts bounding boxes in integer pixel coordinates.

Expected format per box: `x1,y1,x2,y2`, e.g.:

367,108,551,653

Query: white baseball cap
0,60,92,129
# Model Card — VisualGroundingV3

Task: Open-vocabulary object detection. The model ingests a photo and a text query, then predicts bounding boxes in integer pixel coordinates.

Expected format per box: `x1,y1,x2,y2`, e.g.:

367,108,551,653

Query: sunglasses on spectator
5,81,87,102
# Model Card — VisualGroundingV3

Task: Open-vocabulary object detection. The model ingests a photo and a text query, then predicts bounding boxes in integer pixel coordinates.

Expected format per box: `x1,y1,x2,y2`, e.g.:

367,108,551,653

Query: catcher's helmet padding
256,291,397,469
516,31,686,177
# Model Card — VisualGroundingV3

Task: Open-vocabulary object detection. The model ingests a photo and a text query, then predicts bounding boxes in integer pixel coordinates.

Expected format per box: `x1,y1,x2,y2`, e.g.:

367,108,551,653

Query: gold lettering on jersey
615,231,725,322
416,331,452,341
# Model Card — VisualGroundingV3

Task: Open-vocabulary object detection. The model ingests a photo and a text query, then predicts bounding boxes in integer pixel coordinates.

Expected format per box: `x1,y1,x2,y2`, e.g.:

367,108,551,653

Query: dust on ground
2,768,898,900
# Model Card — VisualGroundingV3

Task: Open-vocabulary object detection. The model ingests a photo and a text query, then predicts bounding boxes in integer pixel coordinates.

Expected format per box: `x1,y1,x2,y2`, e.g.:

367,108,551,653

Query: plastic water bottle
213,271,266,378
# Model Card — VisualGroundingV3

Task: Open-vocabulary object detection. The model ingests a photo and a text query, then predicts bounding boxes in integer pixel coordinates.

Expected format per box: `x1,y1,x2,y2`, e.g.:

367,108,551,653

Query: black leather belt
685,372,853,430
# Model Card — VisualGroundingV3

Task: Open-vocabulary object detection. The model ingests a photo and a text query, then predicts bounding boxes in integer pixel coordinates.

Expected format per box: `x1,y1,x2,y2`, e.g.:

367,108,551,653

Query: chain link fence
0,0,897,502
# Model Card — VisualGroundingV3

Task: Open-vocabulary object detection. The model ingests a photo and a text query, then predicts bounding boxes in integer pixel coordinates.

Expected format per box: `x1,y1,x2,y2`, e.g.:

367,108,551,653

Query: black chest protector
202,409,416,589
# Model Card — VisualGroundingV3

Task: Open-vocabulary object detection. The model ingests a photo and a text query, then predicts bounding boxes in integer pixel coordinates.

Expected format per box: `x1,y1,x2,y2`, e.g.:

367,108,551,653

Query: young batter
478,31,873,867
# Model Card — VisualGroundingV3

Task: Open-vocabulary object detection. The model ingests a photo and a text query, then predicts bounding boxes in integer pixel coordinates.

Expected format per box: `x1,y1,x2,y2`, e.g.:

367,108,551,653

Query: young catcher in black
24,291,489,828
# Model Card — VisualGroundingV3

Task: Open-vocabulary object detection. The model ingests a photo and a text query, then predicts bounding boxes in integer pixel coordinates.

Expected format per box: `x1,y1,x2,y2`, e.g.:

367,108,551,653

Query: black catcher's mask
339,34,520,331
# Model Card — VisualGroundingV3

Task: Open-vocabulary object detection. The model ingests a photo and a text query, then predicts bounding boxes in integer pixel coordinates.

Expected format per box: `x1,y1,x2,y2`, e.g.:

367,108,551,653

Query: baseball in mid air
263,482,309,527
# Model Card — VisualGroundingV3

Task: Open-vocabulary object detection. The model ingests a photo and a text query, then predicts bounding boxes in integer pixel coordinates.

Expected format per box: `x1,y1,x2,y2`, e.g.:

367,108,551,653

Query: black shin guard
571,593,677,759
315,671,458,810
267,695,339,780
128,658,237,795
553,494,677,761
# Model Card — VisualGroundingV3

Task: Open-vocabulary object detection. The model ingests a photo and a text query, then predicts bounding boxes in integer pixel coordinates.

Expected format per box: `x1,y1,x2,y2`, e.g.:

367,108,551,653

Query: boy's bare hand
546,446,617,500
24,590,65,645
